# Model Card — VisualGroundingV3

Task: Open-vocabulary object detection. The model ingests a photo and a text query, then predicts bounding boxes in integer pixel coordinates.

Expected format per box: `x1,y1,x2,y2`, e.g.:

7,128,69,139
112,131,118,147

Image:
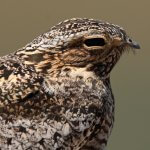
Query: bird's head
16,18,140,78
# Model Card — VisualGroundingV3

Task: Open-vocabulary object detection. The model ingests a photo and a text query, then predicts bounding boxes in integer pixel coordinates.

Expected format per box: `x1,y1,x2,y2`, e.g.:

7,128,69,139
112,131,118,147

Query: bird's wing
0,54,43,105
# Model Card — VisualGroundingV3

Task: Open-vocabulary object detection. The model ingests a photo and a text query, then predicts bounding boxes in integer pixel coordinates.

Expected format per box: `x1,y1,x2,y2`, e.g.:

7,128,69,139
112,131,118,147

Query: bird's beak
127,39,141,49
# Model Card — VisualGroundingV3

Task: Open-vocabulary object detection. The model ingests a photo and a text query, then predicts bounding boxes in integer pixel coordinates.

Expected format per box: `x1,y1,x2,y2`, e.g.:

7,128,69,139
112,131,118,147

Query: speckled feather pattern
0,18,139,150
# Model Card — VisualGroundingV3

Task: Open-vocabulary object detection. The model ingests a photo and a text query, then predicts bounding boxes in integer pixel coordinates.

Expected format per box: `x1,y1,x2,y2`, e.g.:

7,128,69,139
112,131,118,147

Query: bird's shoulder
0,54,43,105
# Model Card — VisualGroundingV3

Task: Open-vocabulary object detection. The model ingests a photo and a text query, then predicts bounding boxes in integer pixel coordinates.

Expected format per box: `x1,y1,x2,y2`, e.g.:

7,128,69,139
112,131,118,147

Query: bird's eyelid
83,34,107,40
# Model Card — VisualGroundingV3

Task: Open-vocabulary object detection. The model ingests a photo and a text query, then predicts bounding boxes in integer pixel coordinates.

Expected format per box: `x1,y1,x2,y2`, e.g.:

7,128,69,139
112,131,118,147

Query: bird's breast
42,66,114,129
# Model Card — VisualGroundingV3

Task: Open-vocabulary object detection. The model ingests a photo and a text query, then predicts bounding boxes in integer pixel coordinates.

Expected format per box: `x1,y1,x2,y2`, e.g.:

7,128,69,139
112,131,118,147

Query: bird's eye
84,38,106,47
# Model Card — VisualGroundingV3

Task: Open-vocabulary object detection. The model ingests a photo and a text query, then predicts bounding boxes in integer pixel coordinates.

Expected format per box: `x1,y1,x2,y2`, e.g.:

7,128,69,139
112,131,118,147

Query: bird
0,18,140,150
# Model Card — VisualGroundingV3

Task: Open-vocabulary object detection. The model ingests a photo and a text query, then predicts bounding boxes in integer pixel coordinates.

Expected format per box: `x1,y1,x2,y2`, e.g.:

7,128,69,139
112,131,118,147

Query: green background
0,0,149,149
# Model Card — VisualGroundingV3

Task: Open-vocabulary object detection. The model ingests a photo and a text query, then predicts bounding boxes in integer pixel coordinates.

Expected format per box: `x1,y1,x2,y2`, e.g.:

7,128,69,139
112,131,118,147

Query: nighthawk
0,18,140,150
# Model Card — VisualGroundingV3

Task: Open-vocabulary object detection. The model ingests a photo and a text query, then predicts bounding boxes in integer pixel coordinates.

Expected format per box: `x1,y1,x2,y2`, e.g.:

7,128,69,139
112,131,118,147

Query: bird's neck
16,47,121,80
87,49,121,79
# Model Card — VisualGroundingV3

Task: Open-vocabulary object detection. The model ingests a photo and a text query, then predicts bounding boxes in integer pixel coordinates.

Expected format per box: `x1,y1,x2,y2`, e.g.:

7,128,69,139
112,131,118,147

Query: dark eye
84,38,106,47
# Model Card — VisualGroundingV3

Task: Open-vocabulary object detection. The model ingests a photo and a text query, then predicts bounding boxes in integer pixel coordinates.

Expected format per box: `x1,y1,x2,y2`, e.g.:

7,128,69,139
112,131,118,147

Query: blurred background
0,0,149,149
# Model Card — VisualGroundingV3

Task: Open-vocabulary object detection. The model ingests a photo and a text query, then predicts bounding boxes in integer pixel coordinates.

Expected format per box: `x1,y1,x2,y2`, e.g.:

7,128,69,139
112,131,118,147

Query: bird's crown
17,18,140,51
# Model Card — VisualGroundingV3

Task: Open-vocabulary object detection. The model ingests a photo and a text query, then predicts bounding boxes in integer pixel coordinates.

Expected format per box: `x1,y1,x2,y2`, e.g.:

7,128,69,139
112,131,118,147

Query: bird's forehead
49,18,126,39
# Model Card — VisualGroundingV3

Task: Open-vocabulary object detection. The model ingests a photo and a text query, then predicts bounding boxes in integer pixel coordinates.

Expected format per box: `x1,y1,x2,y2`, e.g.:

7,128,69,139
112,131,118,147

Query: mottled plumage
0,18,140,150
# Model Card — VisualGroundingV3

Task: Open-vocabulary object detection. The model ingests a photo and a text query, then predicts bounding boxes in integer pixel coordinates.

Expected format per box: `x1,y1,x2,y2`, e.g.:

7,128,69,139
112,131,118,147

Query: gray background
0,0,149,149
